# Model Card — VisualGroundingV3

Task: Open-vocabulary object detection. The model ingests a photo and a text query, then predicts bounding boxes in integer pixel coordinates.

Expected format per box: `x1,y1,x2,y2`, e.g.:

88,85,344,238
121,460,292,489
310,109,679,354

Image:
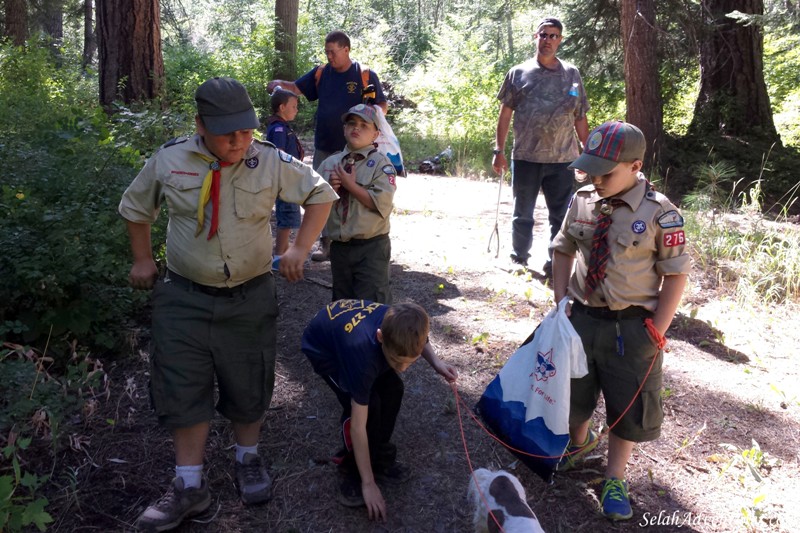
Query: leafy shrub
0,44,152,356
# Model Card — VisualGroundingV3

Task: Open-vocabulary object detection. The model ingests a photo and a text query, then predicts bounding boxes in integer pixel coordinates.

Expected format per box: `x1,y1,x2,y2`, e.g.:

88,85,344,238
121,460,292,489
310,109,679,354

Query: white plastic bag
372,107,405,176
476,297,588,481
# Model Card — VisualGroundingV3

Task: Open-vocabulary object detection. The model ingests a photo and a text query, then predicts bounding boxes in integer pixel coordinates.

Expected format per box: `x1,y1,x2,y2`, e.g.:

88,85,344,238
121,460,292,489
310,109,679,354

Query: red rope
450,345,660,460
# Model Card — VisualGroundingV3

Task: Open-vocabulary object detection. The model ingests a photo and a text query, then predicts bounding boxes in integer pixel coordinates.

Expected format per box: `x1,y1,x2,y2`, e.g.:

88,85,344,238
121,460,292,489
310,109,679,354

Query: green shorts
149,272,278,429
330,234,392,304
568,303,664,442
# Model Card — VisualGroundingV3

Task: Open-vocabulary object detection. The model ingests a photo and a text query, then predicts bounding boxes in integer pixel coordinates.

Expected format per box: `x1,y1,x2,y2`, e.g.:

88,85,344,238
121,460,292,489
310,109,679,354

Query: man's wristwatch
492,149,502,155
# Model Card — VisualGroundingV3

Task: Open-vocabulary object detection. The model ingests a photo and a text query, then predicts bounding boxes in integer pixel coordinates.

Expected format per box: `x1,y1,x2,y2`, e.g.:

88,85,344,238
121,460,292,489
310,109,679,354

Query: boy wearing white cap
550,121,690,520
119,77,337,531
316,103,397,304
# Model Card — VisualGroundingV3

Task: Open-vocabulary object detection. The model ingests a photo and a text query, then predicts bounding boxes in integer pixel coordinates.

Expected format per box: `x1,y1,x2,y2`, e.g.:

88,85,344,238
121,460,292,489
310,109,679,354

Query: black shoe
374,461,412,486
510,254,528,267
543,260,553,279
337,473,365,508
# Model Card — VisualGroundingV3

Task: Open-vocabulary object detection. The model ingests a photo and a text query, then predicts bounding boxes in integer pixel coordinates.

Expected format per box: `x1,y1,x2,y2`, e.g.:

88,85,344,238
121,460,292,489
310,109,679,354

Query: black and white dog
467,468,545,533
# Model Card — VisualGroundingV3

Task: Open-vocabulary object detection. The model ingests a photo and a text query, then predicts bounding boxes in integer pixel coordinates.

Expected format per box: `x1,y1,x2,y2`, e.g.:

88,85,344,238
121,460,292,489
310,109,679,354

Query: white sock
175,464,203,489
236,444,258,463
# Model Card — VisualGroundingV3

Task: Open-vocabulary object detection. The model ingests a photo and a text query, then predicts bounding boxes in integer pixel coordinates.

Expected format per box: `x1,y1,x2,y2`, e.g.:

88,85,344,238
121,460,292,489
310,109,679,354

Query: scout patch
367,159,376,167
632,220,646,234
278,150,293,163
663,231,686,247
245,157,259,168
658,210,684,228
382,164,397,186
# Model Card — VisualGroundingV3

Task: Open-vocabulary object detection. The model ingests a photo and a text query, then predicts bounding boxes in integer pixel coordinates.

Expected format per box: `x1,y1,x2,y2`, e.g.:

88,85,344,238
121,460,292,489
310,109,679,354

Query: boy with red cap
550,121,691,521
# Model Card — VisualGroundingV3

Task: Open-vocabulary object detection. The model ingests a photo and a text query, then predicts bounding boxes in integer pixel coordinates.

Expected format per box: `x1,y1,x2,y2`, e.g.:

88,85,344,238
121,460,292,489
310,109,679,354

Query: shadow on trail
670,312,750,364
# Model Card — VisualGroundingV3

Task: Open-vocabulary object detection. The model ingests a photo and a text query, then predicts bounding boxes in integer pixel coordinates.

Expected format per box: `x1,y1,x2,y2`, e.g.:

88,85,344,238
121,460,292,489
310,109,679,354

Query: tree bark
82,0,97,71
96,0,164,107
273,0,299,80
621,0,662,170
689,0,778,141
5,0,28,46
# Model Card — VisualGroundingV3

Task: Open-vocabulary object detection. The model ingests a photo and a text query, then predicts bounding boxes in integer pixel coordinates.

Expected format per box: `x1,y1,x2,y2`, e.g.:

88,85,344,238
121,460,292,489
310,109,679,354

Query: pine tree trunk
274,0,299,80
82,0,97,71
96,0,164,107
5,0,28,46
621,0,662,170
689,0,778,141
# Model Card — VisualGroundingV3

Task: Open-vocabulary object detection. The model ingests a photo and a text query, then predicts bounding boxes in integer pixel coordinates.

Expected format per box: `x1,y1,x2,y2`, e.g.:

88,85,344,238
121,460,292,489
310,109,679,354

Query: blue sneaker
558,428,599,471
601,478,633,520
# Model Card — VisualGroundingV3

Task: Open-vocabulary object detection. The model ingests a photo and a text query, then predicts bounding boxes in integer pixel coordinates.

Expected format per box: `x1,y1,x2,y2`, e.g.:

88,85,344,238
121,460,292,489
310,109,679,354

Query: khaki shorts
568,304,664,442
149,273,278,429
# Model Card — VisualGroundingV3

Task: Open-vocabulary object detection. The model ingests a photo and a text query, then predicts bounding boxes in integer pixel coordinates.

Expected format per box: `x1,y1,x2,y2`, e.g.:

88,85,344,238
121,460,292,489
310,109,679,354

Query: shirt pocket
615,228,656,259
234,176,275,219
163,174,203,217
566,222,594,244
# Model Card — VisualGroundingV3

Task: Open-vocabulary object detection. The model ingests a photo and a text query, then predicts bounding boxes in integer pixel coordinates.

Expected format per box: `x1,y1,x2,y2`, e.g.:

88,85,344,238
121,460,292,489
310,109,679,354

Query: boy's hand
362,481,387,522
278,246,306,282
129,259,158,290
433,359,458,383
334,163,357,191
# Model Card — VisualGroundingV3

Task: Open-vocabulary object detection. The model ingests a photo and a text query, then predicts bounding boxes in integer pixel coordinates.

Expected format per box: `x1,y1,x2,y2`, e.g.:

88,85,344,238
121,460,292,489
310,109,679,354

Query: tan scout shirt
497,58,589,164
317,146,396,242
551,174,691,311
118,135,337,287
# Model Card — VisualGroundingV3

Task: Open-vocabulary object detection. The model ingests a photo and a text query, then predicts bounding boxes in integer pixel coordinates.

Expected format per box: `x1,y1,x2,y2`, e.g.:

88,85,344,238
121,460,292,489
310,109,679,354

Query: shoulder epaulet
254,138,277,149
576,184,595,195
161,136,188,149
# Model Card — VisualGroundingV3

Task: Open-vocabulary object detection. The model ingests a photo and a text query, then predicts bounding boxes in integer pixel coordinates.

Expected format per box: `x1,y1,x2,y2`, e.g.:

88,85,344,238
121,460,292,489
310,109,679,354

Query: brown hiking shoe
234,453,273,505
311,237,331,261
136,477,211,532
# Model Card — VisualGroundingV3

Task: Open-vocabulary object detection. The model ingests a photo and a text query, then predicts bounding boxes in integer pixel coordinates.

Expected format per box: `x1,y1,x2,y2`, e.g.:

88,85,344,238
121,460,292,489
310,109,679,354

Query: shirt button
633,241,639,246
579,231,584,236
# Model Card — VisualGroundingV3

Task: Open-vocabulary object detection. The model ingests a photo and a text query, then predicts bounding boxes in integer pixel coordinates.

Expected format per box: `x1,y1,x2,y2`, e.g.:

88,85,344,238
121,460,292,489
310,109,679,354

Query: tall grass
683,159,800,305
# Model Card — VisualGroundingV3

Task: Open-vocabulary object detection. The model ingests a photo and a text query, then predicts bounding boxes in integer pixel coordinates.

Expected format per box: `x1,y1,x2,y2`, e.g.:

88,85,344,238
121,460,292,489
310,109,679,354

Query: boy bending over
301,300,458,522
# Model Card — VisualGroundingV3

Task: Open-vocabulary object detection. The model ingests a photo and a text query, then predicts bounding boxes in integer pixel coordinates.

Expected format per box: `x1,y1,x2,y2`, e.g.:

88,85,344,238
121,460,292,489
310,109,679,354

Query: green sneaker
557,428,599,471
601,477,633,520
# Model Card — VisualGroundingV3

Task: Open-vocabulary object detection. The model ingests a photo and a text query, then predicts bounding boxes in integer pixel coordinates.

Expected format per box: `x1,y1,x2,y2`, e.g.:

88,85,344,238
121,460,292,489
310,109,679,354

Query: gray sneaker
235,452,273,504
136,477,211,532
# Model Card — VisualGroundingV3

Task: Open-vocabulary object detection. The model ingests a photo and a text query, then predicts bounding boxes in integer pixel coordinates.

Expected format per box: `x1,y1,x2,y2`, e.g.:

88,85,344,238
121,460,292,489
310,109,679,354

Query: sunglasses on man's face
538,32,561,41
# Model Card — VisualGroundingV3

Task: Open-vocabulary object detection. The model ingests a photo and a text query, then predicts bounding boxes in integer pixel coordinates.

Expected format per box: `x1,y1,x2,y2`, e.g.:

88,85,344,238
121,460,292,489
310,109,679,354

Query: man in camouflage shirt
492,17,590,276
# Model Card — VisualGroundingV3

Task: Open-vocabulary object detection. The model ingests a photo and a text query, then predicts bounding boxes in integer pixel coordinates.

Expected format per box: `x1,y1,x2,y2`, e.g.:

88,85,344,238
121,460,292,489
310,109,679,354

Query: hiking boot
234,453,272,505
136,477,211,532
374,461,411,486
542,260,553,279
510,254,528,268
601,478,633,520
337,473,365,508
311,237,331,261
558,428,599,471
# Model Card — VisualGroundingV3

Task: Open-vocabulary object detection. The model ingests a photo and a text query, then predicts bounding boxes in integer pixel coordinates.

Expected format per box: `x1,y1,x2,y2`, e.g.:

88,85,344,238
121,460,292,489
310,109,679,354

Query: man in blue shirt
268,30,388,260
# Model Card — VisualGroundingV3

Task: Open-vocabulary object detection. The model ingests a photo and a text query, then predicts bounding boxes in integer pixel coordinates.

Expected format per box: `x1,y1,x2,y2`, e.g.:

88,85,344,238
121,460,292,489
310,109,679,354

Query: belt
165,269,269,297
571,301,652,320
333,233,389,246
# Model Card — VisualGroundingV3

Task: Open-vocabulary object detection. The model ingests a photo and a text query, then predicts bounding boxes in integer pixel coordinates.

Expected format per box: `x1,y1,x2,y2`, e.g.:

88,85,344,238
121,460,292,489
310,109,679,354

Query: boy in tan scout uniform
550,121,690,521
119,77,337,532
317,103,397,303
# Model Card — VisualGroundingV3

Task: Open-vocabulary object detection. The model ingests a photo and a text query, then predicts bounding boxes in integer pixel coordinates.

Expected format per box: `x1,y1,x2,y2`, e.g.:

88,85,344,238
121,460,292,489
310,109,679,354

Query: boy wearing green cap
119,77,337,532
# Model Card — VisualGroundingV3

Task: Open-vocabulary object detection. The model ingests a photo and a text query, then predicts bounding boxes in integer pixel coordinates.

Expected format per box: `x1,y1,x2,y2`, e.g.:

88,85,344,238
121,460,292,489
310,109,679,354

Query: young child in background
551,121,691,521
316,104,397,303
266,87,305,255
301,299,458,523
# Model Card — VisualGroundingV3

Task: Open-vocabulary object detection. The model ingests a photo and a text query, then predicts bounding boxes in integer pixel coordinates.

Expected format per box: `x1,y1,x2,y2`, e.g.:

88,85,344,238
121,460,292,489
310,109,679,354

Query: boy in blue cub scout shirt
301,300,458,523
550,121,691,521
119,77,336,532
266,87,305,256
317,104,397,304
